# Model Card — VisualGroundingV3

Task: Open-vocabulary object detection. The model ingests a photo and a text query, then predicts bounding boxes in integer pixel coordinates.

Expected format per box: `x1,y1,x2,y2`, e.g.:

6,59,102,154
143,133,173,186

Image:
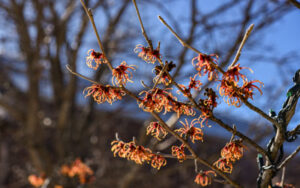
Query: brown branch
277,146,300,170
229,24,254,68
289,124,300,136
287,0,300,9
132,0,153,49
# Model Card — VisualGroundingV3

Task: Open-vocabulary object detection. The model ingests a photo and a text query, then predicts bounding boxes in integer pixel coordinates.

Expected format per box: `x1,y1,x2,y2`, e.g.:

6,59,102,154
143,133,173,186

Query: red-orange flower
134,44,161,64
152,62,176,86
112,61,136,86
61,159,94,184
221,139,245,162
175,118,203,143
218,79,241,107
178,75,202,97
224,63,252,83
111,140,126,157
171,144,186,162
150,154,167,170
214,158,233,173
240,79,263,100
171,101,195,117
83,84,125,104
194,170,216,186
28,174,45,188
146,122,168,140
192,53,219,81
86,49,105,70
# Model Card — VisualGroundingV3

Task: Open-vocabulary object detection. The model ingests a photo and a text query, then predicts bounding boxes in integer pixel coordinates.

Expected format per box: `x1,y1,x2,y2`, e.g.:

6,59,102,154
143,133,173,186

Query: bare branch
229,24,254,68
132,0,153,49
277,146,300,170
287,0,300,9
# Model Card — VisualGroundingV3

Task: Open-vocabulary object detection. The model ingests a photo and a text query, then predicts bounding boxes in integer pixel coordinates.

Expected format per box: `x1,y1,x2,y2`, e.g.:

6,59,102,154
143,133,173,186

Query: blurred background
0,0,299,187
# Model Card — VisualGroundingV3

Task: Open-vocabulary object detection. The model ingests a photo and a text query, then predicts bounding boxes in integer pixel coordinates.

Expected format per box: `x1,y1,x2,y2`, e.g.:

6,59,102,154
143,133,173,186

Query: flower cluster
171,144,186,162
146,121,168,140
138,88,195,117
61,159,94,184
221,139,245,162
86,49,106,70
214,139,245,173
134,44,161,64
194,170,216,187
111,139,167,170
112,61,136,86
153,61,176,86
83,84,125,104
192,53,219,81
178,75,202,97
28,174,45,188
219,64,263,107
175,119,203,143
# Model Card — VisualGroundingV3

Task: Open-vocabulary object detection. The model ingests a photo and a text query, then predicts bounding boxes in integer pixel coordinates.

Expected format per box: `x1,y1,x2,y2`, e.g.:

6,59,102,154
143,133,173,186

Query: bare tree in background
0,0,299,187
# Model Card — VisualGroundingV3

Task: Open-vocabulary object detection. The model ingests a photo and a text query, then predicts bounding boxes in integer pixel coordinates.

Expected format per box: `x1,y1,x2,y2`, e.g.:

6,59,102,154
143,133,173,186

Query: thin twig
289,124,300,136
80,0,114,71
132,0,153,49
194,159,198,173
277,146,300,170
152,62,168,90
280,167,286,187
66,65,99,85
158,16,225,75
287,0,300,9
229,24,254,68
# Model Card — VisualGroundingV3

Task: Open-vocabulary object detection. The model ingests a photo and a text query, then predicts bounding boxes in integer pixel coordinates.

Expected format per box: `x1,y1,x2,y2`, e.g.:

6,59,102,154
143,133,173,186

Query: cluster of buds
112,61,136,86
197,88,218,127
111,139,167,170
219,64,263,107
214,139,245,173
61,159,94,184
194,170,217,187
139,88,195,117
175,118,203,143
146,121,168,140
134,44,161,64
83,84,126,104
86,49,106,70
192,53,219,81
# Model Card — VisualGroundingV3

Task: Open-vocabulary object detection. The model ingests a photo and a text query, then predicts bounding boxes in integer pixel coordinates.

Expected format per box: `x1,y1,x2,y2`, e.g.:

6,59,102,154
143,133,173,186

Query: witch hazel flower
112,61,136,86
86,49,106,70
134,44,161,64
192,53,219,81
194,170,216,186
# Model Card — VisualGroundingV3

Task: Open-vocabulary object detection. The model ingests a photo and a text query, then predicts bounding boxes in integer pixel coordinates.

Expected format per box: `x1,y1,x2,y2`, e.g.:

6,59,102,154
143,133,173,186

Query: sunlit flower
111,140,126,158
221,139,245,162
54,185,63,188
146,122,168,140
214,158,233,173
171,101,195,117
194,170,216,186
224,63,252,83
150,154,167,170
171,144,186,162
240,79,263,100
28,174,45,188
112,61,136,86
61,159,94,184
83,84,125,104
192,53,219,81
134,44,161,63
218,79,241,107
175,118,203,143
131,145,153,164
177,75,202,97
86,49,105,70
